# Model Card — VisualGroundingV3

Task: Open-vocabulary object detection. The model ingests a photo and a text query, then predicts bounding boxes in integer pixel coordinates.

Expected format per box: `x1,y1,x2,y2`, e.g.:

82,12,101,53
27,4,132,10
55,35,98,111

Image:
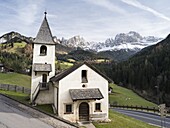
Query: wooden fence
0,84,31,94
110,104,170,114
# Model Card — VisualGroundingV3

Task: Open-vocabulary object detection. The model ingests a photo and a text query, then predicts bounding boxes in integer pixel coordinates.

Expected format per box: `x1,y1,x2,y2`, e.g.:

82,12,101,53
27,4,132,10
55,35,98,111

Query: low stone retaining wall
0,84,31,94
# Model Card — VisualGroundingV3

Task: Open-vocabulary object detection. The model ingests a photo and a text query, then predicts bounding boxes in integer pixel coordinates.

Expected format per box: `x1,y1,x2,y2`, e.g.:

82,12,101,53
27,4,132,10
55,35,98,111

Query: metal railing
110,104,159,113
31,83,40,103
39,82,49,90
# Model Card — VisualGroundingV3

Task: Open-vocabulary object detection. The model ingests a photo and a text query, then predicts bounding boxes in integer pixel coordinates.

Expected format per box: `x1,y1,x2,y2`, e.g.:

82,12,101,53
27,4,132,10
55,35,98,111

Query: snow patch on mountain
60,35,90,49
58,31,163,52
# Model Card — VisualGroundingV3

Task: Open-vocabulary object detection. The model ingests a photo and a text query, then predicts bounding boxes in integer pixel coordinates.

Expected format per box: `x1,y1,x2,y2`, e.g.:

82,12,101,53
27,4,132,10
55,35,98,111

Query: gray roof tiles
33,63,52,72
50,62,112,83
69,88,104,101
34,15,55,44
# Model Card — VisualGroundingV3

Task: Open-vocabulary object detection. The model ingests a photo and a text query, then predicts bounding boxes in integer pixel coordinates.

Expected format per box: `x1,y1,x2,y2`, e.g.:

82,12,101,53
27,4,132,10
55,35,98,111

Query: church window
41,74,47,88
40,45,47,55
82,70,88,83
82,84,86,88
95,103,101,112
65,104,73,114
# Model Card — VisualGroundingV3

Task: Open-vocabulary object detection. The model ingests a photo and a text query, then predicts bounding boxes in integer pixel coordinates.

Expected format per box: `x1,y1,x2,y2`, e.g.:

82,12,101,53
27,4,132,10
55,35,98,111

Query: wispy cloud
84,0,126,14
16,0,45,25
121,0,170,21
0,0,170,42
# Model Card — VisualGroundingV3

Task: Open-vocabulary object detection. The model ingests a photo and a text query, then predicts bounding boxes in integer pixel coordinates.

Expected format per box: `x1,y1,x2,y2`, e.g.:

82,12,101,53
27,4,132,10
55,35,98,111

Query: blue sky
0,0,170,42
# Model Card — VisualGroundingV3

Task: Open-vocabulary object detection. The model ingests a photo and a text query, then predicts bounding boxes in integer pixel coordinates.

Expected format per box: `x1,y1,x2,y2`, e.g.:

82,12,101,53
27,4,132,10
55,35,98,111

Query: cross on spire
44,11,47,16
34,11,55,44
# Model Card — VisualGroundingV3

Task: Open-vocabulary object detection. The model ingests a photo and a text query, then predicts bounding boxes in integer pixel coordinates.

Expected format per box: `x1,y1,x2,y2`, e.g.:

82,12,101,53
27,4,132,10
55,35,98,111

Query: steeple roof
34,12,55,44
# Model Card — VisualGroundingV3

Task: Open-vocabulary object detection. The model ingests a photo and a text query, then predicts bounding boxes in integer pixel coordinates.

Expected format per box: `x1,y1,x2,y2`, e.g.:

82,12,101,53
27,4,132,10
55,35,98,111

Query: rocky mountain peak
59,35,90,49
56,31,162,52
115,31,142,44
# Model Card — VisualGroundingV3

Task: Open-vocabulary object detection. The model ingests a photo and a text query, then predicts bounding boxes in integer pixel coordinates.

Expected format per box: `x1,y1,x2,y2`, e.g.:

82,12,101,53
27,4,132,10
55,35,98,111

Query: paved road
0,95,54,128
113,108,170,128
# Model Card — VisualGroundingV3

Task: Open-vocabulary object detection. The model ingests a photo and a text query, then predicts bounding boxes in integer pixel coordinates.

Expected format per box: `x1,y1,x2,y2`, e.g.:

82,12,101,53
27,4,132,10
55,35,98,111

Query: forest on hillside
95,35,170,106
0,51,32,73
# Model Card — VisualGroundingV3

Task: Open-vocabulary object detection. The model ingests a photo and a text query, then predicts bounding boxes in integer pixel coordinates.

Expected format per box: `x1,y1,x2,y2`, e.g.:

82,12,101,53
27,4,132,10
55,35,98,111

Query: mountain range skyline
0,30,163,53
1,0,170,42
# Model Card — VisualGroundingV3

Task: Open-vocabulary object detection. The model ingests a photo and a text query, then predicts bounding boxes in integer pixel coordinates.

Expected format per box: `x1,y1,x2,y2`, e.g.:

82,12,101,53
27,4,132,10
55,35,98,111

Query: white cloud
121,0,170,21
16,0,45,25
0,0,170,42
84,0,126,14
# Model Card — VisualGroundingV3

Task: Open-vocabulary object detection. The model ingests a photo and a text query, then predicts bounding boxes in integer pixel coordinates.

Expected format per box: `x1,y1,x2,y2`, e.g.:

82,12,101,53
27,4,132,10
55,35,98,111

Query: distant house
109,86,113,94
0,63,14,73
0,63,4,72
31,12,111,123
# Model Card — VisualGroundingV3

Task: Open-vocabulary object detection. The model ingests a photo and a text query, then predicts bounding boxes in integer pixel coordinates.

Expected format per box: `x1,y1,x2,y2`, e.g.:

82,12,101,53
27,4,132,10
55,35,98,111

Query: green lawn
55,60,73,70
0,72,31,88
109,84,157,107
94,59,110,63
93,84,158,128
94,110,158,128
36,104,54,114
0,90,29,103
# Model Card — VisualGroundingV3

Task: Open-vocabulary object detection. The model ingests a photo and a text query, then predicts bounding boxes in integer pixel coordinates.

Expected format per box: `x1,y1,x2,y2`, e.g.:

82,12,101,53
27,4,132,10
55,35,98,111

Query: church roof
34,12,55,45
50,62,112,83
69,88,104,101
33,63,52,72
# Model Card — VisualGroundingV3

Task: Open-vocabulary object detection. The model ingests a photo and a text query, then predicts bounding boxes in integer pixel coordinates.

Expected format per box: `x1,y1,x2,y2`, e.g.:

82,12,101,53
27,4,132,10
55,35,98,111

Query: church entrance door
79,102,89,121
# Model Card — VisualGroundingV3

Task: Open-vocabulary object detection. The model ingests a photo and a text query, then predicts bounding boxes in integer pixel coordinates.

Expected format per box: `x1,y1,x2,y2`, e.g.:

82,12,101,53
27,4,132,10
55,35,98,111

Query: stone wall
0,84,31,94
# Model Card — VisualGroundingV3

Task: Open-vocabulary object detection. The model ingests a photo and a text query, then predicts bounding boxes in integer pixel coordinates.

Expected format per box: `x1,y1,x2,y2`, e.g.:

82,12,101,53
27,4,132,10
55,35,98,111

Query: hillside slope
110,34,170,106
0,72,31,88
109,84,156,107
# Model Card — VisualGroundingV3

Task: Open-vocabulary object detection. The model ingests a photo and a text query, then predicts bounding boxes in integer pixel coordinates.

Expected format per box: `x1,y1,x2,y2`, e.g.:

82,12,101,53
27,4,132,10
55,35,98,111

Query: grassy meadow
0,90,29,103
109,84,157,107
0,42,26,54
93,110,158,128
55,60,73,70
0,72,31,88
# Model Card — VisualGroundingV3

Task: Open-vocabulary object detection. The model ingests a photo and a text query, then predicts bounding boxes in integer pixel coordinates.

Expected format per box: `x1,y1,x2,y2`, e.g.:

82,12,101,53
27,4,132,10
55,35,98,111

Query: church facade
31,12,110,123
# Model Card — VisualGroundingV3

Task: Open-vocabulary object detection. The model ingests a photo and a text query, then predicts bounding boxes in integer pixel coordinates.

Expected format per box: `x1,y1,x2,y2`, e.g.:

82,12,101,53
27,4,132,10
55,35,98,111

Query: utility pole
158,104,168,128
155,85,159,105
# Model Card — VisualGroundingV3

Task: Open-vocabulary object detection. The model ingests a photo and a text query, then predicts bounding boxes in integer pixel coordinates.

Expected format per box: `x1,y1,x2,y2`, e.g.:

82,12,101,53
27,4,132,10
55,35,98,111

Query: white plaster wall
32,44,55,76
35,82,54,104
54,82,59,111
31,43,55,100
58,64,108,122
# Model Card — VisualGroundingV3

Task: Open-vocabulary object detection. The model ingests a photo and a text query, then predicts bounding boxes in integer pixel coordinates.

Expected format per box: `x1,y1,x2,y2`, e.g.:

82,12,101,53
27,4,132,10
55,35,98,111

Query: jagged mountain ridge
59,31,162,52
0,31,162,52
0,31,163,61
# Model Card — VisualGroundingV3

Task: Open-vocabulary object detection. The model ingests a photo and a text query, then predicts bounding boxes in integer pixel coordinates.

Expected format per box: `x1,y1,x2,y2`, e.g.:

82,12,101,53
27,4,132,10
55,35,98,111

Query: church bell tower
31,12,55,102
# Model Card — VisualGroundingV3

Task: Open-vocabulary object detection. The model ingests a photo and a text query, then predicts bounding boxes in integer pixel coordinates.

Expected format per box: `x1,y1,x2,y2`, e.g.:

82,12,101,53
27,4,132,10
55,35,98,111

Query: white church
31,12,111,123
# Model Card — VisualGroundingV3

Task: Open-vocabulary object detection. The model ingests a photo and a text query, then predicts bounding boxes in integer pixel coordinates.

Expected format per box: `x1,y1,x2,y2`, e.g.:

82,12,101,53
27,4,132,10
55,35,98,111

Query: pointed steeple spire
34,12,55,44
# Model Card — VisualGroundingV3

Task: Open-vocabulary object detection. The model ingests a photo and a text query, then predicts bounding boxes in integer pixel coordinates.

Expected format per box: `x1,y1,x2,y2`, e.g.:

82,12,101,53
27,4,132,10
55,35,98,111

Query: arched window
42,74,47,88
40,45,47,55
